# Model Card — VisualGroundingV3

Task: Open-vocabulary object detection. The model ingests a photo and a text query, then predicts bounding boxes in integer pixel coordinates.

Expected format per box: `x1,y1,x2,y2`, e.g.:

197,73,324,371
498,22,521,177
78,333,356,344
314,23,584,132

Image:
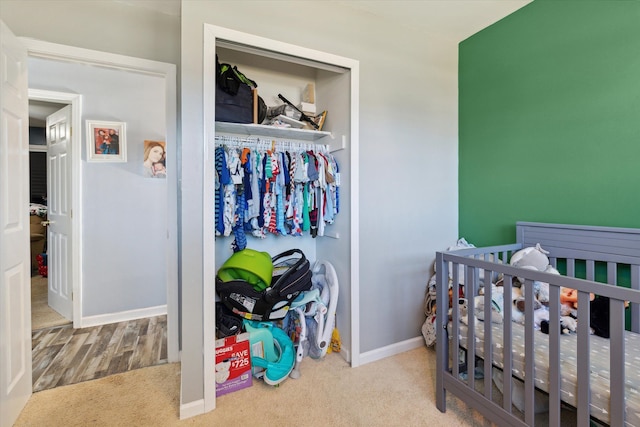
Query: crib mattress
454,321,640,426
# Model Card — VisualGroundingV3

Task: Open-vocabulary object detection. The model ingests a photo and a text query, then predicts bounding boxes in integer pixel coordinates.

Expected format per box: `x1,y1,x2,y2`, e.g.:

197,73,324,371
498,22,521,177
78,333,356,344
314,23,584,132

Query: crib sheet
454,321,640,426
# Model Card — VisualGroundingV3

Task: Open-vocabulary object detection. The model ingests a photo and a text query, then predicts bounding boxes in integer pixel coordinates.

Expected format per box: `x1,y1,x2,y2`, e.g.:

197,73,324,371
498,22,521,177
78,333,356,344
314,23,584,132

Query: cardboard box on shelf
297,102,316,115
215,332,253,396
302,83,315,104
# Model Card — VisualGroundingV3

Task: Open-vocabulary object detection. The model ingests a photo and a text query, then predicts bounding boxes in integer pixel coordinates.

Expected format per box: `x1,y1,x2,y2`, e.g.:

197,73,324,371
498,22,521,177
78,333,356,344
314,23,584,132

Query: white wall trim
203,27,217,415
22,38,174,77
358,337,425,366
180,399,205,420
349,60,361,369
81,305,167,328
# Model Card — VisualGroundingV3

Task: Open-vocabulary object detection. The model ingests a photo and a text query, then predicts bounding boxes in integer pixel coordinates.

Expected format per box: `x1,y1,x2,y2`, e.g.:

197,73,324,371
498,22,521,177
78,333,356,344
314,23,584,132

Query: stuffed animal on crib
509,244,556,311
541,287,613,338
510,243,551,272
506,244,577,331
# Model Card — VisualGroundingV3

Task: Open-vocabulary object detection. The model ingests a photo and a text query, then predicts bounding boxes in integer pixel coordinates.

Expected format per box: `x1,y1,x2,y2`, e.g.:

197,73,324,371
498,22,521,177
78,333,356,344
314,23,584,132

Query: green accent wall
459,0,640,246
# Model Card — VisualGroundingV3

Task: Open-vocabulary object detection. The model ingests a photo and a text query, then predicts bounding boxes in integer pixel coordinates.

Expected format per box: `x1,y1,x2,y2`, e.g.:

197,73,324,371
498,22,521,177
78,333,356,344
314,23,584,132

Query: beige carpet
31,275,71,331
15,347,489,427
15,345,577,426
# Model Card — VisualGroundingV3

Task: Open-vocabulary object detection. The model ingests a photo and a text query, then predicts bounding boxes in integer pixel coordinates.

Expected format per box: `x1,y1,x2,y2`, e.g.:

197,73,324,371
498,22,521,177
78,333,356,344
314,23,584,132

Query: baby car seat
217,248,313,321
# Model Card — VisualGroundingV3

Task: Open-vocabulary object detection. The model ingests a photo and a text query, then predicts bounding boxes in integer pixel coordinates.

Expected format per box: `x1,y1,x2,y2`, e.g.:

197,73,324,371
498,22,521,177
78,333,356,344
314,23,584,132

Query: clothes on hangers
214,136,340,243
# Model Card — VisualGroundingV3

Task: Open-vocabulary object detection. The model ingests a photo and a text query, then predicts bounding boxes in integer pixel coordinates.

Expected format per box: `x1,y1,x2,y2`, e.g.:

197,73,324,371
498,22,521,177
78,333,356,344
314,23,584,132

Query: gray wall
179,0,461,405
27,56,169,317
0,0,180,65
1,0,178,319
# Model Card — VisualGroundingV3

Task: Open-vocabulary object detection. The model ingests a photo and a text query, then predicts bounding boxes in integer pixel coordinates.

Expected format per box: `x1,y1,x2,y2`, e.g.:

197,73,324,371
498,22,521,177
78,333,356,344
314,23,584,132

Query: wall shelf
215,121,332,141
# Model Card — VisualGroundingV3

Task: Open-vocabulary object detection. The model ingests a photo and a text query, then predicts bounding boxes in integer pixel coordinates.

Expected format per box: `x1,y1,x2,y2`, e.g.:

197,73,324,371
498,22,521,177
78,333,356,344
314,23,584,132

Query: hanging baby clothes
214,136,340,241
275,152,288,235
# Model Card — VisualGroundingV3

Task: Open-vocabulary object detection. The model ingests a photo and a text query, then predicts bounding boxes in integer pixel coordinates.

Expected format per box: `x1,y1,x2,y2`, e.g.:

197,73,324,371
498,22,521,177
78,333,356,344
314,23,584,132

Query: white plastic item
289,306,307,379
312,260,339,358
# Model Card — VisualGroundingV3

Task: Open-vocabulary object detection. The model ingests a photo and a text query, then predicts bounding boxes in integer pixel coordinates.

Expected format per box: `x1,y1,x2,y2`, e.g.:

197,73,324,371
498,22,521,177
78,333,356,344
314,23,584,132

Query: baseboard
358,336,424,366
80,304,167,328
340,347,351,363
180,399,205,420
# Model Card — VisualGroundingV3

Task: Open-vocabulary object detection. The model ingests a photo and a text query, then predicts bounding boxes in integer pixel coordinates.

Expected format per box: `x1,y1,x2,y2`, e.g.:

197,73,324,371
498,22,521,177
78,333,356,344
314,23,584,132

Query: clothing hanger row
214,135,329,153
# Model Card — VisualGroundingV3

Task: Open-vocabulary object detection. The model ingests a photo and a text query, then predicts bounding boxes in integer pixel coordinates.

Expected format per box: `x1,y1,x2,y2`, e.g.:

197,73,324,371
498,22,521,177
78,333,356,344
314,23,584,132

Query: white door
46,105,73,320
0,20,32,427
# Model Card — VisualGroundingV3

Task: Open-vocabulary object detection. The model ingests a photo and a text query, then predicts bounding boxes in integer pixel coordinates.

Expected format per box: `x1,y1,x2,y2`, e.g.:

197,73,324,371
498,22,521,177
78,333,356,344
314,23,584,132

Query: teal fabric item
244,320,294,386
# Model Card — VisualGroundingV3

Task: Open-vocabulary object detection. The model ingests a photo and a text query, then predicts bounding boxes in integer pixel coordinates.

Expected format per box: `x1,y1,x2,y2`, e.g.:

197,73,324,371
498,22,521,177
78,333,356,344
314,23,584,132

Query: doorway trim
28,89,82,327
22,38,179,363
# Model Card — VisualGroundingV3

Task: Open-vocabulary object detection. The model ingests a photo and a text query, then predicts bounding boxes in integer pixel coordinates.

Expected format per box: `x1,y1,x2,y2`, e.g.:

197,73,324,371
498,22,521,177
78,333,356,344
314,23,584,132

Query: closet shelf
215,121,332,141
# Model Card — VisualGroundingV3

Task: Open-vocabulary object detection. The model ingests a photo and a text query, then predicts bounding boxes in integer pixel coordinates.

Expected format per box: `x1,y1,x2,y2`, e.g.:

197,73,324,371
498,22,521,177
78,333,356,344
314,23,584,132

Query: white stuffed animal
510,243,550,272
435,238,503,288
475,284,504,324
510,244,555,306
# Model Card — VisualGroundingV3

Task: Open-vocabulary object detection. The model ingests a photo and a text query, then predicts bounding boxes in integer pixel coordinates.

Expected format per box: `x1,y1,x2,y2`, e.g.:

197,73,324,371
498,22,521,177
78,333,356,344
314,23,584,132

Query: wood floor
32,315,167,392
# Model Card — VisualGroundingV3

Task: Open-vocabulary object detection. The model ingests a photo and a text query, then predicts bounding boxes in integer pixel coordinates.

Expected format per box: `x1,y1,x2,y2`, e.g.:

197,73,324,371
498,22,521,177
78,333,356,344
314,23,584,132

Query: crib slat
452,263,461,380
548,286,562,427
523,278,535,425
567,258,575,277
502,274,514,414
608,261,617,286
483,269,493,400
632,265,640,333
466,265,476,390
435,251,447,412
577,291,592,427
586,259,595,281
610,299,625,427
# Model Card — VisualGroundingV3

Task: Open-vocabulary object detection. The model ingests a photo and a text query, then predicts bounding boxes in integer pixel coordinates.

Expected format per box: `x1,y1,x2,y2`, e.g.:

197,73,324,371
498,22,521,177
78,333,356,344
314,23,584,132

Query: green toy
216,249,273,291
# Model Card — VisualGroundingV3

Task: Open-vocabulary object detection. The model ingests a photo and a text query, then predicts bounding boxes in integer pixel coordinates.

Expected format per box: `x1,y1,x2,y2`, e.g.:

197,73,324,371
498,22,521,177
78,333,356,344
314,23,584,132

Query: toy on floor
308,260,339,359
36,253,48,277
243,320,294,386
286,290,321,378
328,318,341,354
280,260,340,379
288,306,307,379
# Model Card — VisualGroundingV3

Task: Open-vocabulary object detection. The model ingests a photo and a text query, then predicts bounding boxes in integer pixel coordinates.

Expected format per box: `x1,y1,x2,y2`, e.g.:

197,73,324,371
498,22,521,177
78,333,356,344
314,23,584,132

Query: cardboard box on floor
215,332,252,396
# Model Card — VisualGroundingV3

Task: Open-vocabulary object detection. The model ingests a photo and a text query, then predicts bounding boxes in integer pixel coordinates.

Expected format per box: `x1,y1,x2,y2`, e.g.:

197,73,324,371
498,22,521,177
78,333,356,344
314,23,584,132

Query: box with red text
215,332,252,396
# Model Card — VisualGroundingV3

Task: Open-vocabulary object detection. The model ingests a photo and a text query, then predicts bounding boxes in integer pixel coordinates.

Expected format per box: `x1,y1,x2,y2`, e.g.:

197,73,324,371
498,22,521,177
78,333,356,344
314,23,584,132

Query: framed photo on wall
143,140,166,178
86,120,127,162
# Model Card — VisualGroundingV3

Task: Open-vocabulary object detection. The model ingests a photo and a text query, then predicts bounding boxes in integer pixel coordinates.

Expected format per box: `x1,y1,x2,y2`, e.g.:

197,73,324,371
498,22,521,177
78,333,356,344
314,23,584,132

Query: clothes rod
214,136,329,152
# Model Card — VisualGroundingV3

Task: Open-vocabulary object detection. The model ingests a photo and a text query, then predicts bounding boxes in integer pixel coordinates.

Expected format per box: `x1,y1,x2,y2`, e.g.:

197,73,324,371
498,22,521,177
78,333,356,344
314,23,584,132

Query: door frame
29,89,82,327
22,38,179,362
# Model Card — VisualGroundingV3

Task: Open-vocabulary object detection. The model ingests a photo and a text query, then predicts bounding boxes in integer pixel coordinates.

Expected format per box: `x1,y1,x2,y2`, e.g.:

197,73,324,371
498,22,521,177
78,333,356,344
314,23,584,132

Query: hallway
32,314,167,392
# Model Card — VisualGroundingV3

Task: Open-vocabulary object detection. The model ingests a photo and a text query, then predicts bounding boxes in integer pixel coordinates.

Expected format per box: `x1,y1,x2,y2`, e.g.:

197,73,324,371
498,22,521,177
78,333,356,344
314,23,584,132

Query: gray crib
435,222,640,427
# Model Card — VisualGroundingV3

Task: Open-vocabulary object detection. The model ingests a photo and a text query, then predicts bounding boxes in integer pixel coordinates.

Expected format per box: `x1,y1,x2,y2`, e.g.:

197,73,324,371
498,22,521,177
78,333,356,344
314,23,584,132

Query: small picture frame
143,140,166,178
86,120,127,162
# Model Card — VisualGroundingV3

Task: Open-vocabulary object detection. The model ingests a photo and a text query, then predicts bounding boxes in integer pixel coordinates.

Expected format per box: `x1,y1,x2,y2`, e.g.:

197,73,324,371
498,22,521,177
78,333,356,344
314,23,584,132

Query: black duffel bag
216,55,266,124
